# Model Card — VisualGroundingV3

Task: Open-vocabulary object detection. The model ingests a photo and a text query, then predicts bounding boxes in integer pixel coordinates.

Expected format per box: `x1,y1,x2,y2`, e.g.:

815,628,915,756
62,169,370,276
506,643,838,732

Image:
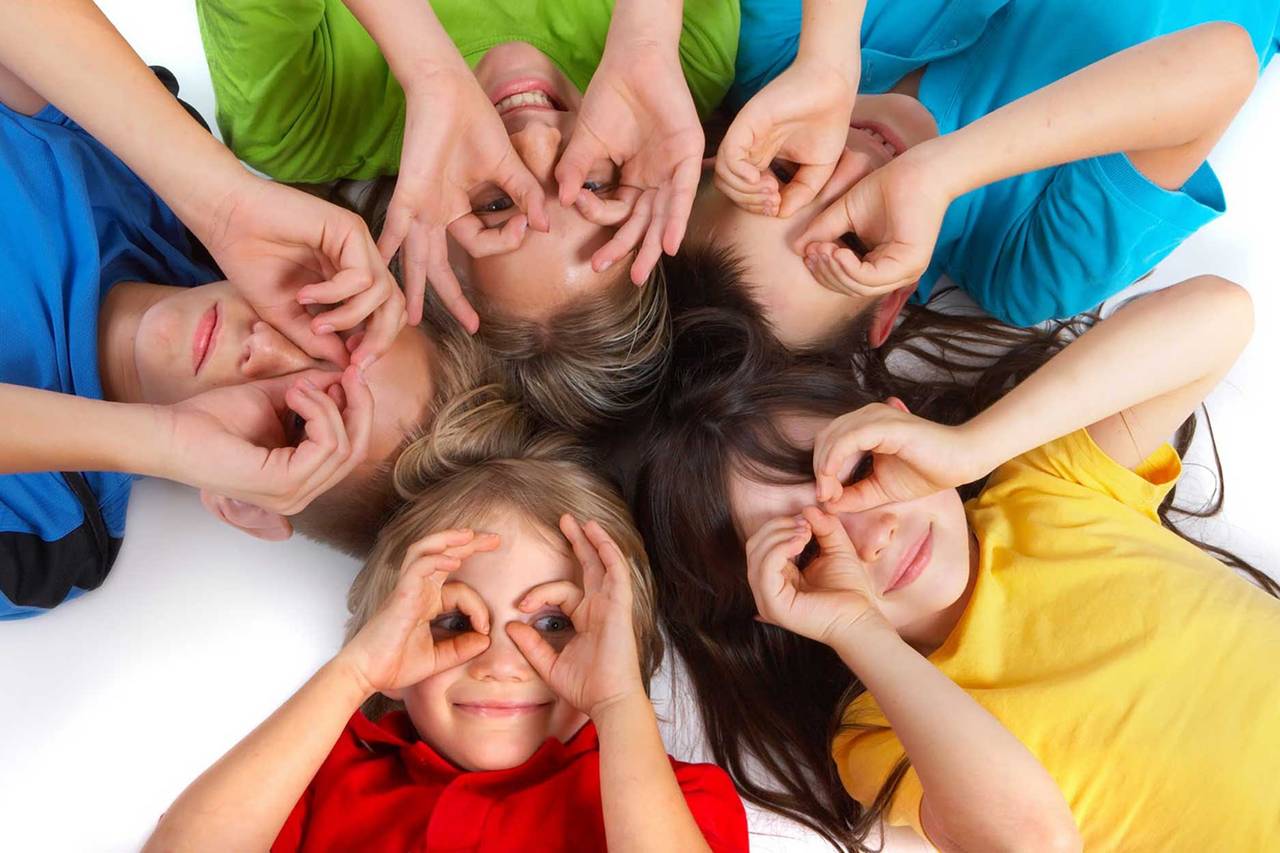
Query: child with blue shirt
697,0,1276,347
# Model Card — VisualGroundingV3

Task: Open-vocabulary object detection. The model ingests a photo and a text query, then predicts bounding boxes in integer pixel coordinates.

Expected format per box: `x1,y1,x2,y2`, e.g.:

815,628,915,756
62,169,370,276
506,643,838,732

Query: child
193,0,740,433
629,274,1280,847
699,2,1277,346
145,387,749,851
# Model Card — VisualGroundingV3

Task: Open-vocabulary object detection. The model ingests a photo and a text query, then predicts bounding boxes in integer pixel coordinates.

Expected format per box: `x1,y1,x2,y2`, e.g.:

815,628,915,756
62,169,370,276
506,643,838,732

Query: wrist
326,652,380,704
954,413,1017,478
129,403,182,481
587,688,652,727
898,135,971,203
828,617,907,669
605,0,683,54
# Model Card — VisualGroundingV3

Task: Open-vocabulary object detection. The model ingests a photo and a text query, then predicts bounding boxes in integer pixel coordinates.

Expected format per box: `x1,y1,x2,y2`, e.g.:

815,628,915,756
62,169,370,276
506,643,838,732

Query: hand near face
162,366,374,515
381,70,550,333
340,529,501,696
202,177,406,371
794,150,952,297
507,516,647,719
813,399,986,513
746,506,887,646
716,58,858,218
556,40,703,284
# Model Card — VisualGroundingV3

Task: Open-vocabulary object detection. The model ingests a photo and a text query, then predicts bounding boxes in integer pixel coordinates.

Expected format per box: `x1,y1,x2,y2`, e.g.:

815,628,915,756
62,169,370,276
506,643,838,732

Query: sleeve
677,0,741,118
831,700,925,836
991,429,1181,520
671,760,750,852
958,154,1225,327
722,0,802,111
194,0,405,183
269,785,314,853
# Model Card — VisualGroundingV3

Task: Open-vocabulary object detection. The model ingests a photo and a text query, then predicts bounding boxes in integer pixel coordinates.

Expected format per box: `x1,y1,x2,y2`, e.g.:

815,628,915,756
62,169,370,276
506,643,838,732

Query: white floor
1,5,1276,851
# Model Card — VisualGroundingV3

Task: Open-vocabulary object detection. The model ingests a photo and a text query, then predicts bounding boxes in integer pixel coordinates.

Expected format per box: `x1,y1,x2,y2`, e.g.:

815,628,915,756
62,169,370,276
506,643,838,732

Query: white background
1,3,1276,851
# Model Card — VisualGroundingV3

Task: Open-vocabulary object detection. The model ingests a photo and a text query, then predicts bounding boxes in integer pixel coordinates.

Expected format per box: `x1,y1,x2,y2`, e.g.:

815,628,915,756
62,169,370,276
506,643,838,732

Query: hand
813,398,988,513
794,149,952,297
556,40,704,284
339,529,500,695
507,516,646,719
380,69,549,332
161,367,372,515
715,57,857,217
201,176,407,370
746,506,886,645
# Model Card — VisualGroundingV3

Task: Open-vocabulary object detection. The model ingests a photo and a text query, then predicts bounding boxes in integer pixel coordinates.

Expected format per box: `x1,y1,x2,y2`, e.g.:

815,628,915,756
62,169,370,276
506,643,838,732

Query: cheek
132,306,192,403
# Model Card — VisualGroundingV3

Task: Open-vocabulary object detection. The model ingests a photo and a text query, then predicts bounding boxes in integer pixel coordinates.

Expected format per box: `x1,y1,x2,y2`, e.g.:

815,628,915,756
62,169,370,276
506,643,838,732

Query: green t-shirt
196,0,739,183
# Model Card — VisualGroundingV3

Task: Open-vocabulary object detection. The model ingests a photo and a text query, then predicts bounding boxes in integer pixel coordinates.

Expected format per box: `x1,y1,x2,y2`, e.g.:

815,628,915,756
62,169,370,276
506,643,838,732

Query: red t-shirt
272,710,748,852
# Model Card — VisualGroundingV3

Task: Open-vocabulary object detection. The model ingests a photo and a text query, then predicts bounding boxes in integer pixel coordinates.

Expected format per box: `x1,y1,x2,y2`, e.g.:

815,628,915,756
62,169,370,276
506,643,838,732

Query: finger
590,189,653,274
713,163,780,215
658,157,700,256
376,202,411,265
299,364,375,505
495,153,550,233
559,514,605,593
554,132,601,208
716,121,766,185
793,191,859,253
800,506,858,558
297,268,378,307
423,228,480,334
310,275,391,334
448,212,529,257
438,531,502,562
631,205,666,286
574,187,638,227
396,218,430,327
272,380,345,509
582,520,633,605
441,580,491,635
505,622,560,683
349,287,407,371
778,163,835,218
276,311,351,369
432,632,491,671
402,528,479,566
824,477,897,514
518,580,585,618
832,245,909,292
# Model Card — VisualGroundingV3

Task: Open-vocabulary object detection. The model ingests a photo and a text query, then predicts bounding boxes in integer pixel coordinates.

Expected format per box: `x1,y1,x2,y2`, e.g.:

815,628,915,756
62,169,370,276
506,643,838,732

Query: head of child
685,94,938,350
102,278,488,554
346,387,662,770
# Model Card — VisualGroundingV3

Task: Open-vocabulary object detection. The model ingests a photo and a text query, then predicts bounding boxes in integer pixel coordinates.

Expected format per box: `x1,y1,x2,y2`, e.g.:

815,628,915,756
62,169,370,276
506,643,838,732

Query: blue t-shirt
0,102,216,619
731,0,1279,325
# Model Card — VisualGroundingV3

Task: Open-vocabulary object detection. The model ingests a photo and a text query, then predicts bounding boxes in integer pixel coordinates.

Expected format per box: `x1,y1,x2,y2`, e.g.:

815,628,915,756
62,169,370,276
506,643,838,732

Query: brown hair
347,383,664,719
627,248,1275,848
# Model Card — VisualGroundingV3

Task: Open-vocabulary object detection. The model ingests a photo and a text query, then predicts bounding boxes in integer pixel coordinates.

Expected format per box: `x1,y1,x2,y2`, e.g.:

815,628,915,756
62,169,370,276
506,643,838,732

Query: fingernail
597,259,613,272
301,378,318,390
298,296,316,306
804,255,816,270
315,324,335,335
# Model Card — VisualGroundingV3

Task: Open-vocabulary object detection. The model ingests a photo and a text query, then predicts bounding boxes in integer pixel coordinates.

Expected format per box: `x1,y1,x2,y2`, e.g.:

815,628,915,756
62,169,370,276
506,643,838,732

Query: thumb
505,622,559,683
431,632,491,672
801,507,858,558
778,163,834,218
824,476,896,514
554,132,600,208
792,191,856,254
496,155,549,233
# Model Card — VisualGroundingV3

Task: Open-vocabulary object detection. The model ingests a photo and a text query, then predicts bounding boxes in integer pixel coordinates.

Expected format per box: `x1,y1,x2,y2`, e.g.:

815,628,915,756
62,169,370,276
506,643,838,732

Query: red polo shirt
272,710,749,852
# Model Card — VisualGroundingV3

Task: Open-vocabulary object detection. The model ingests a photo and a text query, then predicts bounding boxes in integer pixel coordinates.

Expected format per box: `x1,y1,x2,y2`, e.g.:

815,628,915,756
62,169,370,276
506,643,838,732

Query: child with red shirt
145,386,748,852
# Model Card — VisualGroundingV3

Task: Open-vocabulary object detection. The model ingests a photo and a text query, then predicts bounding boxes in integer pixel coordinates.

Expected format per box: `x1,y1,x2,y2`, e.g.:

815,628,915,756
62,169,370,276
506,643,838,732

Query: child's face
396,514,590,771
129,280,435,474
727,416,972,648
457,42,631,324
689,94,939,348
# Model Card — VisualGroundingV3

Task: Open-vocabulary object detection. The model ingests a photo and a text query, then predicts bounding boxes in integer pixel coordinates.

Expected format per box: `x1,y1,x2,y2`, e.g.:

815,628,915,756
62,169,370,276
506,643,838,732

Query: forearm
339,0,468,88
0,0,248,239
0,385,169,477
924,23,1257,199
832,626,1077,852
797,0,865,77
594,695,712,853
961,276,1251,471
144,658,371,852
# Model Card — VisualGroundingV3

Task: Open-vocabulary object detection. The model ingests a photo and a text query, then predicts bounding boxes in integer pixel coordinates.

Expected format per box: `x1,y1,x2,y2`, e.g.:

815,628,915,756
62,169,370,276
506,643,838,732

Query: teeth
495,90,554,113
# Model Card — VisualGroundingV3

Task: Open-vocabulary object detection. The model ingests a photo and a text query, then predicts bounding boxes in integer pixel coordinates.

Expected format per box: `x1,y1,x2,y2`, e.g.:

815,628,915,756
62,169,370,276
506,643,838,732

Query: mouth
453,700,554,718
490,78,565,117
192,302,220,376
883,525,933,594
849,120,906,159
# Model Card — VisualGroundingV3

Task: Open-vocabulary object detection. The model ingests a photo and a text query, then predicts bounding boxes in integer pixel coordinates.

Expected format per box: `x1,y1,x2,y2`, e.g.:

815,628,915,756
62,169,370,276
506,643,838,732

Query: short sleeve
831,705,924,836
672,761,750,852
195,0,405,182
990,429,1181,520
677,0,740,118
959,155,1224,327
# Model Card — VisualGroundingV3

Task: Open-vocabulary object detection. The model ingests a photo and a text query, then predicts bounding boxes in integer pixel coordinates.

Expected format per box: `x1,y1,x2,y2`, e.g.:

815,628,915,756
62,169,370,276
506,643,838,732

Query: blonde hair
347,384,663,718
477,262,671,436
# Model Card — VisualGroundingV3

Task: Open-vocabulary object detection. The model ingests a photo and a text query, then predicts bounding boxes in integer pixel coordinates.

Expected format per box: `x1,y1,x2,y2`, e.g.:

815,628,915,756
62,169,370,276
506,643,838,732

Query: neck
98,282,165,404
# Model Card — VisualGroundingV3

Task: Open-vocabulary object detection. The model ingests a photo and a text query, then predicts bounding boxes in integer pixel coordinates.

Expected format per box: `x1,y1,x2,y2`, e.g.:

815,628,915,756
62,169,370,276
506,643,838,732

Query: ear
200,491,293,541
868,284,917,348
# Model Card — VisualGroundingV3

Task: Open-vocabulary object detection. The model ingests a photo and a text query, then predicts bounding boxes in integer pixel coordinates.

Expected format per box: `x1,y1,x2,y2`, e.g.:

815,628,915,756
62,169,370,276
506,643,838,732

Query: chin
454,743,540,772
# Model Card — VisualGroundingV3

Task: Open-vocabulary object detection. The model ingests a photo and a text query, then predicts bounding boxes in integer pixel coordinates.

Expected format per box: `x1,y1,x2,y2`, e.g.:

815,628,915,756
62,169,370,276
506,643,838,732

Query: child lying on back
145,386,748,852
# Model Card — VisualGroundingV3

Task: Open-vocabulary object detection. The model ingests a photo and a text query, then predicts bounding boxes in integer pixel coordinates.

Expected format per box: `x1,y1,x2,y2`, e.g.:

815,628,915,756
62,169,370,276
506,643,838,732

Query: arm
815,276,1254,509
748,509,1080,853
145,529,496,851
508,517,713,852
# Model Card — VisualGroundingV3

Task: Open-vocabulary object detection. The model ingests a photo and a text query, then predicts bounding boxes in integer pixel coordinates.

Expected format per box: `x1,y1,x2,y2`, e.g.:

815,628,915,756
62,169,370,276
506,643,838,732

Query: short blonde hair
347,384,663,717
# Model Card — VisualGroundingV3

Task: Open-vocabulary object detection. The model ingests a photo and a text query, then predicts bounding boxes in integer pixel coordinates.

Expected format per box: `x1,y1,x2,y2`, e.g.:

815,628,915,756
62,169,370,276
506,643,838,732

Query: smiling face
397,512,589,771
690,94,939,348
458,42,631,323
727,415,971,648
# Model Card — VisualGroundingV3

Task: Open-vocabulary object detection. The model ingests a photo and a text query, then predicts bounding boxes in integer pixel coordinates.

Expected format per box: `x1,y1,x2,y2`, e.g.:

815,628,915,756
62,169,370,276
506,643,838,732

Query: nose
240,321,318,380
466,627,534,683
843,509,898,564
507,120,563,184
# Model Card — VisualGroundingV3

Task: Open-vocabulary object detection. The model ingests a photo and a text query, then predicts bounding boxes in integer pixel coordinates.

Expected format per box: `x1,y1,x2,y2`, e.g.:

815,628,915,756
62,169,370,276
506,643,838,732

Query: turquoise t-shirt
732,0,1279,326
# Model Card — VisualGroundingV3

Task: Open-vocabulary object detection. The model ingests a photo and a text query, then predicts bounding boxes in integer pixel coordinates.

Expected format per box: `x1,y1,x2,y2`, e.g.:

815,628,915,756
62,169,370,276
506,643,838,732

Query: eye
430,611,473,637
472,194,514,215
532,612,574,635
285,410,306,445
769,160,794,184
582,179,614,194
794,536,820,570
849,453,874,484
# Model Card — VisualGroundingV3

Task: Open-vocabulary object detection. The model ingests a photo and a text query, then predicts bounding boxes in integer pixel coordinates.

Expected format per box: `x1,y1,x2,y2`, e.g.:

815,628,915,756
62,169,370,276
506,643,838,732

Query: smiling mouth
883,525,933,594
453,701,553,718
192,302,220,376
849,121,905,159
491,80,565,117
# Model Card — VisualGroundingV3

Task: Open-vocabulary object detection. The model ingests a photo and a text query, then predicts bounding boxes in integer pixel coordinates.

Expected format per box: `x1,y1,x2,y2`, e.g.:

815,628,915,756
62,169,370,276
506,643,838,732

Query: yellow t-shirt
832,429,1280,849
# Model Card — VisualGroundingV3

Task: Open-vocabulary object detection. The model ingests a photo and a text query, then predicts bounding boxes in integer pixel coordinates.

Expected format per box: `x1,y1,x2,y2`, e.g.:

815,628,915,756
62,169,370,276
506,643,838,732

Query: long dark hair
627,247,1275,849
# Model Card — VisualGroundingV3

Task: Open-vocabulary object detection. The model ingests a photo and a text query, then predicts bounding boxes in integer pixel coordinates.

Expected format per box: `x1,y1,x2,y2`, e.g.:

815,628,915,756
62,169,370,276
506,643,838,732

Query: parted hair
346,383,664,719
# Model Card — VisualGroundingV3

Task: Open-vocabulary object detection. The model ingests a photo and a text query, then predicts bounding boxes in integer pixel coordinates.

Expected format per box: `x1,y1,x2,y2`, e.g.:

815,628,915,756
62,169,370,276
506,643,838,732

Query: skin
727,415,971,652
454,43,631,324
390,512,590,770
692,95,938,346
